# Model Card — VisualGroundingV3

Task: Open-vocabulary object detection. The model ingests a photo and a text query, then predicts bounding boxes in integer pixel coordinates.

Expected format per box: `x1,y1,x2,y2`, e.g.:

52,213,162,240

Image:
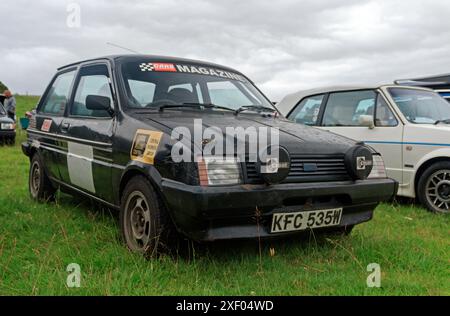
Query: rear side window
71,64,112,117
288,94,324,125
322,90,376,126
40,70,76,115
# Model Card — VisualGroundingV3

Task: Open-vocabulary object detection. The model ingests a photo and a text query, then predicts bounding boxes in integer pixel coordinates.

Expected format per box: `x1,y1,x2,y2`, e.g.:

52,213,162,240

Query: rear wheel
29,153,56,201
418,162,450,213
120,176,174,258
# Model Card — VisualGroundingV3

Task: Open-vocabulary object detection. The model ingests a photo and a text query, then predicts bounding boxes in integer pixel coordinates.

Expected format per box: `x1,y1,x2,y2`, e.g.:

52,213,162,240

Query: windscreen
120,61,273,110
388,88,450,124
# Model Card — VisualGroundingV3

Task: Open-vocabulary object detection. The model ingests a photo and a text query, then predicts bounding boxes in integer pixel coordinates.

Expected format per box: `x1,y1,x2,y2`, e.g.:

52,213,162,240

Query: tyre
29,153,56,201
120,175,174,258
418,162,450,213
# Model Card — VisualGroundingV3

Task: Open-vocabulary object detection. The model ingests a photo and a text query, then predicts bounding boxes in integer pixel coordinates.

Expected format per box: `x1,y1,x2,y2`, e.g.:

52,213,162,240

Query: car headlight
1,123,14,130
368,154,387,179
198,157,242,186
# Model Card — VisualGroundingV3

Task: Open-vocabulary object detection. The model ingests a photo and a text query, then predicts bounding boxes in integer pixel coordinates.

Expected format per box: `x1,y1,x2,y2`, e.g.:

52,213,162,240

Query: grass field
0,96,448,295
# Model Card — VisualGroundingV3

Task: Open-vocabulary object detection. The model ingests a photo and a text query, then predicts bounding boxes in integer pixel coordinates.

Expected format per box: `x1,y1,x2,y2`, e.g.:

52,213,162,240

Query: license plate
1,123,13,130
271,208,343,233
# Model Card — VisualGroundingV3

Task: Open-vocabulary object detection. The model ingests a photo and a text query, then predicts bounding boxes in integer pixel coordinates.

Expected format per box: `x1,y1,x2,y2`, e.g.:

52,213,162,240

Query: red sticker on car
139,63,177,72
41,119,52,132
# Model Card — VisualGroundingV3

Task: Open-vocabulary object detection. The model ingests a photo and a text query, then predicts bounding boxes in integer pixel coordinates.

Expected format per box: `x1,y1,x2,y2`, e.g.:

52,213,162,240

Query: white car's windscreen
388,88,450,124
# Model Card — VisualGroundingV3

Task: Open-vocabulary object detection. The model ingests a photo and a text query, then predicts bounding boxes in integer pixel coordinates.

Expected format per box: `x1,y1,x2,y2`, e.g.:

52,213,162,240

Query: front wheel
29,153,56,201
418,162,450,213
120,176,173,258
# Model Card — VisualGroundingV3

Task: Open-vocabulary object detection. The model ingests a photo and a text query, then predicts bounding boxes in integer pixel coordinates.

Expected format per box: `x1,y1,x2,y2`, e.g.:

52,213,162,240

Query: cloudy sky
2,0,450,101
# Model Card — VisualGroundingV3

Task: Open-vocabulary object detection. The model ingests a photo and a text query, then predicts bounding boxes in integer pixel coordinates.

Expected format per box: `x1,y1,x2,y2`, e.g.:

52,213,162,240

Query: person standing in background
3,90,16,121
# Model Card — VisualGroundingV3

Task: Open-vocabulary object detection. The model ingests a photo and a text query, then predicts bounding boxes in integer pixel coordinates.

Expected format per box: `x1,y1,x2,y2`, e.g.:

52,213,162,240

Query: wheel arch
414,156,450,194
27,145,38,160
118,163,180,231
118,164,163,203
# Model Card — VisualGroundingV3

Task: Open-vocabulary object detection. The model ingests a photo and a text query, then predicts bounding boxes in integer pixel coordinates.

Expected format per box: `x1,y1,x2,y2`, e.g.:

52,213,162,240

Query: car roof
276,84,433,116
57,54,246,76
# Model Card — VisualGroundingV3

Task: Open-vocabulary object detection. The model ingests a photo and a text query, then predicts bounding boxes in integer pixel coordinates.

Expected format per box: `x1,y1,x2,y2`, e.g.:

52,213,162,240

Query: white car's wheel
418,162,450,213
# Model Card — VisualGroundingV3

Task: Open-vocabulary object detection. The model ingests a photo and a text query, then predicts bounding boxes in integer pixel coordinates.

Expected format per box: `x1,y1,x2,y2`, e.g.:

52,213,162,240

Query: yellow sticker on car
130,129,163,165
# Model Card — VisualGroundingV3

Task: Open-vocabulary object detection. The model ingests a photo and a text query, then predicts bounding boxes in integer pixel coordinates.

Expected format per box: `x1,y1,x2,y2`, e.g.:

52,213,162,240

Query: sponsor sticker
138,62,248,83
139,62,177,72
41,119,52,132
130,129,163,165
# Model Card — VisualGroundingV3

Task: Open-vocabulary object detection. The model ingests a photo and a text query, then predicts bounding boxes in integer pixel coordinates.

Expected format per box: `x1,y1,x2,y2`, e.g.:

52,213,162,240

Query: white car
277,85,450,213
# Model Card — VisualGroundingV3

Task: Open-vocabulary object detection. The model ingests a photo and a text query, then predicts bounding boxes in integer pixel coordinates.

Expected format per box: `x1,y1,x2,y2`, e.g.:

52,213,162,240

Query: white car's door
317,89,404,184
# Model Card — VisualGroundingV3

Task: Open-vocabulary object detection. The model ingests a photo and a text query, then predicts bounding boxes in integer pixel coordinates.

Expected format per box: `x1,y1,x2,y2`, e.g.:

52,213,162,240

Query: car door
59,63,116,202
33,69,77,181
318,89,404,183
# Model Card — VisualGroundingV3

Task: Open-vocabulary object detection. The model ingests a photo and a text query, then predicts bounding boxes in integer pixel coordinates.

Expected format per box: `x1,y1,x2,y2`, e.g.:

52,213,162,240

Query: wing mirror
86,95,114,116
359,115,375,129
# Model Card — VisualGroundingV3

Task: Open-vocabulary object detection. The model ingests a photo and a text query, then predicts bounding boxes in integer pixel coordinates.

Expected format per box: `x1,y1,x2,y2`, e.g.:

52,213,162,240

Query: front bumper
0,130,15,138
161,178,398,241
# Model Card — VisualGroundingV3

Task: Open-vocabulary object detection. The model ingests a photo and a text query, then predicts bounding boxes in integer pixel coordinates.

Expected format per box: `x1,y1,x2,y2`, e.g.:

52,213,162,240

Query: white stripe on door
67,141,96,193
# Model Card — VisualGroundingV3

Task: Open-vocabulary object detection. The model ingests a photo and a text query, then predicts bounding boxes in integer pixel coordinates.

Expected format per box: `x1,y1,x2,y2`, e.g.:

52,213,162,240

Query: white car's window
375,95,398,127
322,90,376,126
388,88,450,124
288,94,324,125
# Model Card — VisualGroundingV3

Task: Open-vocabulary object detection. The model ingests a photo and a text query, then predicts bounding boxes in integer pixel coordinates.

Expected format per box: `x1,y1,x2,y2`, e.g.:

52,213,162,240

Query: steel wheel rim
30,161,41,196
124,191,151,251
426,169,450,213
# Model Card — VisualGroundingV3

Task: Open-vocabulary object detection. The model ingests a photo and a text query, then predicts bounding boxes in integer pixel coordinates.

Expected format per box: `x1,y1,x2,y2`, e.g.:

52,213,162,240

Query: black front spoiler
161,178,398,241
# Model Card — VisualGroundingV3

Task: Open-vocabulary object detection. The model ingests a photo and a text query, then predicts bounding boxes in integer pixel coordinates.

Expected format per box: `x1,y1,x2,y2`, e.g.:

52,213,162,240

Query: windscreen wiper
183,103,236,112
434,119,450,125
157,103,235,112
235,105,277,115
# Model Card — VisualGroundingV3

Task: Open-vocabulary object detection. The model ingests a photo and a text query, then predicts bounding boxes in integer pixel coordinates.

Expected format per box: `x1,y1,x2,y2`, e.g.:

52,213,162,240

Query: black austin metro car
22,55,397,256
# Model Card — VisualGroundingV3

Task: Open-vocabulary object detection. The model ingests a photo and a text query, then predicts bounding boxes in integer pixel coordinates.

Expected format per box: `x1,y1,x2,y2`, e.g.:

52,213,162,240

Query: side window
322,90,376,126
71,65,112,117
375,94,398,127
288,94,324,125
40,70,76,115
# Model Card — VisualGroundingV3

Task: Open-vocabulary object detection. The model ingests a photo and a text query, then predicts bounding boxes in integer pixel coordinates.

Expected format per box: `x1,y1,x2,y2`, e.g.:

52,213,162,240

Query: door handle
61,122,70,132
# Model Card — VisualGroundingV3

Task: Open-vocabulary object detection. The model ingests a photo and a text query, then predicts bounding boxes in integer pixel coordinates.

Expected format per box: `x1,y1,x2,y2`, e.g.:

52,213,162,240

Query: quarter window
40,70,76,115
288,94,324,125
375,95,398,127
71,65,112,117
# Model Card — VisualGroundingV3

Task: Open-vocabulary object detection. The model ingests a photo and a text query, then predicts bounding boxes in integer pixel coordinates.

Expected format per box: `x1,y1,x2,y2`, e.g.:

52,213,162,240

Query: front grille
245,154,350,183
